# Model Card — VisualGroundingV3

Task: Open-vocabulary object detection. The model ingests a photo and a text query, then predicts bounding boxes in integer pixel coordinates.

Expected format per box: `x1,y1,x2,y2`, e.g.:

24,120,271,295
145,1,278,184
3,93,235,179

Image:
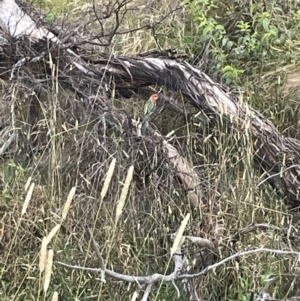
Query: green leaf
203,25,212,35
250,3,257,16
284,105,294,117
222,65,234,72
198,19,207,27
263,19,269,31
199,34,211,42
222,37,228,47
279,34,286,44
288,30,295,39
243,35,250,44
215,24,225,31
226,40,234,50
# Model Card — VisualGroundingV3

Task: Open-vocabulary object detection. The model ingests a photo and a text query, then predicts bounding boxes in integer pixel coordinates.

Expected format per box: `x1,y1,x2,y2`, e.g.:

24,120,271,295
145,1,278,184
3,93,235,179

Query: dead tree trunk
1,0,300,208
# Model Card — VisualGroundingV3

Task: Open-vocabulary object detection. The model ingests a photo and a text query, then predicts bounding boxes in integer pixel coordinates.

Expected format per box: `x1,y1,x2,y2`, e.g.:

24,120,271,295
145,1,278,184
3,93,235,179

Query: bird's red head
150,94,159,104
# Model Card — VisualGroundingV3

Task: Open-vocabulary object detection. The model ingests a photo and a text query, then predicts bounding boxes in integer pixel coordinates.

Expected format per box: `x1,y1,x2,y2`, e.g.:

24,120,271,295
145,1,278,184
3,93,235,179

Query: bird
141,94,159,135
144,94,158,117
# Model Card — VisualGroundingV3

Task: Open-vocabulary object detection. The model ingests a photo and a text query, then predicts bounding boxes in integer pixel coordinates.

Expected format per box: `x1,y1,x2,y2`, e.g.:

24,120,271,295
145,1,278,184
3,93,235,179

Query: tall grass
1,0,300,301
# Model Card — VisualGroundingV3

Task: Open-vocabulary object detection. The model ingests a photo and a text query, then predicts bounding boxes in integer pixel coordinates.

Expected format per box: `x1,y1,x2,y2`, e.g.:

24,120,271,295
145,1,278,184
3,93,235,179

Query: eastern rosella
144,94,158,117
141,94,159,135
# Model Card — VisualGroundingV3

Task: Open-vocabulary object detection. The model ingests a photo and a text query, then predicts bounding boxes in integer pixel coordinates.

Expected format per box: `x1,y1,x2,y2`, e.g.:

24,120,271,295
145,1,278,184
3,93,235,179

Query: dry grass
115,165,134,224
1,0,300,300
43,249,54,294
1,91,297,300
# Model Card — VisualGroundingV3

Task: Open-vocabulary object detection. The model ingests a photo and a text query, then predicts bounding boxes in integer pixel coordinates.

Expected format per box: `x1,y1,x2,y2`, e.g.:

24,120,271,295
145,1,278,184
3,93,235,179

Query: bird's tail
141,114,151,135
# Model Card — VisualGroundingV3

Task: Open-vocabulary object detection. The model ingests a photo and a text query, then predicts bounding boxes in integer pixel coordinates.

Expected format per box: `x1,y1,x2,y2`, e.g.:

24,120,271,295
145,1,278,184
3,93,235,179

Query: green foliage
182,0,300,87
27,0,83,24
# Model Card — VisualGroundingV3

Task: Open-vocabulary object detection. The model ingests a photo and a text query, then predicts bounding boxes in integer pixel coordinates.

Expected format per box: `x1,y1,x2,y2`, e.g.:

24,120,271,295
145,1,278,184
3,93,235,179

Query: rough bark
1,0,300,208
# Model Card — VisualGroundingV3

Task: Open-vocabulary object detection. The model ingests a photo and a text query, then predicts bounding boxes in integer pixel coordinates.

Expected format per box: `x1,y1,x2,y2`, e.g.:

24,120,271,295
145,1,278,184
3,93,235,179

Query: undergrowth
1,0,300,300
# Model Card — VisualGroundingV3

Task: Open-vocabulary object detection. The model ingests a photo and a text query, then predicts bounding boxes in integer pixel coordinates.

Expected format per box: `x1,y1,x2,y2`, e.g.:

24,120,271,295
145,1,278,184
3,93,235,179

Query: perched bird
141,94,159,135
144,94,158,117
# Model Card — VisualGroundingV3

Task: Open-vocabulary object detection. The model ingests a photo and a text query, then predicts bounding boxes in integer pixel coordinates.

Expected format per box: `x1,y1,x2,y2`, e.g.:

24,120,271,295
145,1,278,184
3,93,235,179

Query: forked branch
57,245,300,300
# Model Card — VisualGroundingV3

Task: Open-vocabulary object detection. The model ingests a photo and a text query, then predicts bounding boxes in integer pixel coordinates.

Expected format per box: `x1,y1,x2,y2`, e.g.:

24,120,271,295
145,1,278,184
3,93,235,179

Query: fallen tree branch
57,247,300,297
141,283,153,301
229,223,300,244
177,248,300,279
132,118,214,206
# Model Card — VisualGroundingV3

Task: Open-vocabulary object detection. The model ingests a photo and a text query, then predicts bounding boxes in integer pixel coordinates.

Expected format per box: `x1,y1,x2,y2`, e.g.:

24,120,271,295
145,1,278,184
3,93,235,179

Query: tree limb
56,247,300,285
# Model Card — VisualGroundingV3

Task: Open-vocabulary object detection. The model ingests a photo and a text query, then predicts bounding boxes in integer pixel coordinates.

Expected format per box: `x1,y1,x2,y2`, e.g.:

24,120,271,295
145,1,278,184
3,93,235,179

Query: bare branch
88,228,106,283
9,52,45,80
230,223,300,243
57,247,300,288
0,130,15,155
185,236,215,249
177,248,300,280
141,284,153,301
